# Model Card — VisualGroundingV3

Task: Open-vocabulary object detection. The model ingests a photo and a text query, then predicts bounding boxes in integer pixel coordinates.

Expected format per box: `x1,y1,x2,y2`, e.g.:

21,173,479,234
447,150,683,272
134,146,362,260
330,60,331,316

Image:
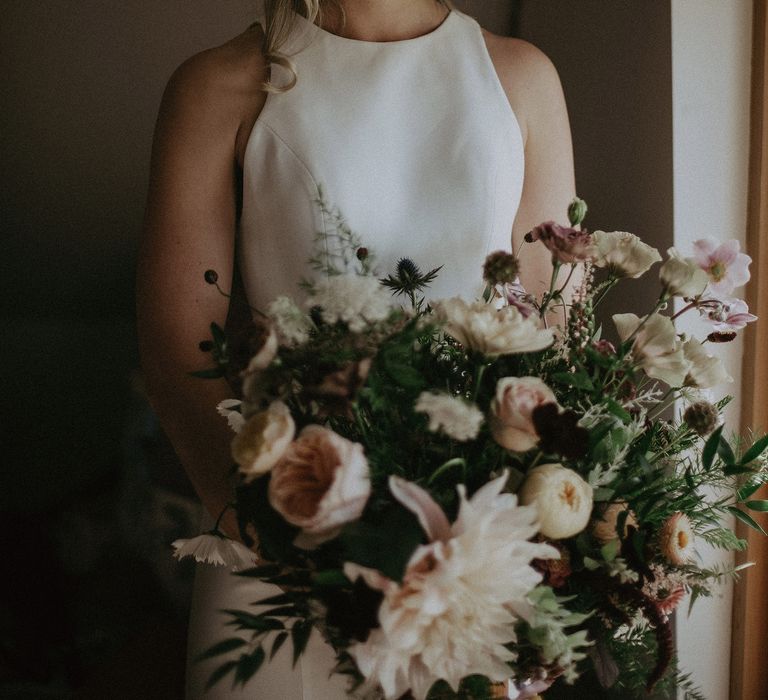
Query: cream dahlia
345,473,557,700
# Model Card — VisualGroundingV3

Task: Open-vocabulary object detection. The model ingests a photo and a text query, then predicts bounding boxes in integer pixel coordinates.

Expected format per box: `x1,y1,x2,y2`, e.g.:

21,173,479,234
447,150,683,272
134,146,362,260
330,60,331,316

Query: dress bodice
237,8,525,308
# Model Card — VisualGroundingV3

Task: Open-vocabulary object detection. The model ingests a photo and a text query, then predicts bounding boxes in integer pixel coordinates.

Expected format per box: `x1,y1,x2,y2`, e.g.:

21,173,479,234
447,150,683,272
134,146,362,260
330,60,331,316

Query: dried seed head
482,250,520,286
683,400,719,437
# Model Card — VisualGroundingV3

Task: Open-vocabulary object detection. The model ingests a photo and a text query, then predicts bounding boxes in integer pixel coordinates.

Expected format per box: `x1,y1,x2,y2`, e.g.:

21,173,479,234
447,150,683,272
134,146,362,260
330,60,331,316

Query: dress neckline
294,9,455,47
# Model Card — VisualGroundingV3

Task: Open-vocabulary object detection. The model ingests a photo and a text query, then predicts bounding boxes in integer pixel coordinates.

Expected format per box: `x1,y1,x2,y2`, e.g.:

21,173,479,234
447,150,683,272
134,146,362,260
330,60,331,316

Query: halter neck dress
186,8,525,699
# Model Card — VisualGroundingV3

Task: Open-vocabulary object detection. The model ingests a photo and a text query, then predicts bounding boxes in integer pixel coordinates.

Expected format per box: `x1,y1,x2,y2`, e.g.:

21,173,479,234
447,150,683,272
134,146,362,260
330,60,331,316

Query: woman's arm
136,36,267,538
486,35,579,301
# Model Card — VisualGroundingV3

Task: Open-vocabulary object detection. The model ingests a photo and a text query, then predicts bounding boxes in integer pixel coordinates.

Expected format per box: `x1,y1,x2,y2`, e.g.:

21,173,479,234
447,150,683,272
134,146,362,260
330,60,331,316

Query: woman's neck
321,1,449,42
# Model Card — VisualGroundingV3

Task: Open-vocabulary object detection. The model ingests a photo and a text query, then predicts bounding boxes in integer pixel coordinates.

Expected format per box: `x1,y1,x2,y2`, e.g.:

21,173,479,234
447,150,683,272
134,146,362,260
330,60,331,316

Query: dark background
1,1,673,697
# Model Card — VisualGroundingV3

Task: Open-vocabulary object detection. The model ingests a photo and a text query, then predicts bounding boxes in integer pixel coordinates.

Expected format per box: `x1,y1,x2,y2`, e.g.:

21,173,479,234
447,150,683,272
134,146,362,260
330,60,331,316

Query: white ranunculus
414,392,483,441
268,425,370,548
433,297,554,356
345,473,558,700
592,230,661,279
659,248,709,298
519,464,593,539
172,532,256,571
613,313,689,387
682,337,732,388
231,401,295,482
491,376,558,452
267,296,313,345
308,274,392,333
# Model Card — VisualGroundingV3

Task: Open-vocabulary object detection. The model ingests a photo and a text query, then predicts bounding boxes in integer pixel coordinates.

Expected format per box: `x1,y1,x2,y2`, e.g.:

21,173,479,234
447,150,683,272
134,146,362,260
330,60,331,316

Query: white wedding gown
186,6,525,698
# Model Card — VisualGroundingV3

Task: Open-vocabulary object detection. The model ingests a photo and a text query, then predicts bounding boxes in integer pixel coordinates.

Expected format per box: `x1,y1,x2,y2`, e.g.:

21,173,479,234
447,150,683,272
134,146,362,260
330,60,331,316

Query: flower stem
539,260,562,319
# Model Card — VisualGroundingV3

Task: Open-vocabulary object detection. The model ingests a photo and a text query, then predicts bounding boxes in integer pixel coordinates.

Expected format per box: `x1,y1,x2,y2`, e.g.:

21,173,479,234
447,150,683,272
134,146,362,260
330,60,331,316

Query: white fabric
187,7,525,698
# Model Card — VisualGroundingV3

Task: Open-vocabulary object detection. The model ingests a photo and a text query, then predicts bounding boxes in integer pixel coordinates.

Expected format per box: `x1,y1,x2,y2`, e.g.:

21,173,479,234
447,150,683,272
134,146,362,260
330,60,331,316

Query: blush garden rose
491,376,558,452
268,425,371,548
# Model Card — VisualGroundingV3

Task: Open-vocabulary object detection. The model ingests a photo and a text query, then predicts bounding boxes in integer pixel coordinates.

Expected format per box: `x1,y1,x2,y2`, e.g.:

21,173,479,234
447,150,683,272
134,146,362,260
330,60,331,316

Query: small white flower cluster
308,274,393,332
268,296,312,345
414,391,483,441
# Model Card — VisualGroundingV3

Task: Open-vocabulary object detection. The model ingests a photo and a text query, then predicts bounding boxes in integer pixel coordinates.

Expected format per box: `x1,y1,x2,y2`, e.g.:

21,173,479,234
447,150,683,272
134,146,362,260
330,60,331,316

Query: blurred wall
671,2,753,697
516,0,674,332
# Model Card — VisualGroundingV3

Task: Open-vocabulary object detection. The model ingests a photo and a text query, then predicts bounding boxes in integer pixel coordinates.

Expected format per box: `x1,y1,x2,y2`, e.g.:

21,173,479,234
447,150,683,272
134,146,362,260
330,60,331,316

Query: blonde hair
260,0,452,93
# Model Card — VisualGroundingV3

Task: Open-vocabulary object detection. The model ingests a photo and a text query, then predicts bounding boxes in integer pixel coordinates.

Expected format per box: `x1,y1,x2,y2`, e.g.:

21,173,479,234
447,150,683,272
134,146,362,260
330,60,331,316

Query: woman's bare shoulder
158,24,268,151
482,32,566,145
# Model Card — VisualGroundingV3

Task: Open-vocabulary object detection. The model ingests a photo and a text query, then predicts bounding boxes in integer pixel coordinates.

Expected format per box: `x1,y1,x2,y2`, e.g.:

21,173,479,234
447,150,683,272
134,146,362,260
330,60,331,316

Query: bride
136,0,576,697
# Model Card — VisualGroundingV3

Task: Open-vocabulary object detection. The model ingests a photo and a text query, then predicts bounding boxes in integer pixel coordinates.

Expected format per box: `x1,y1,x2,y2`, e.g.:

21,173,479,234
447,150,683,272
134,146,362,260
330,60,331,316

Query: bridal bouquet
175,196,768,699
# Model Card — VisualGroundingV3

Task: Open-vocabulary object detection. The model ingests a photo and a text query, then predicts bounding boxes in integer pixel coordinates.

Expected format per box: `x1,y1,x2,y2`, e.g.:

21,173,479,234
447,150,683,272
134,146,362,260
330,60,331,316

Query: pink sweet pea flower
527,222,595,264
692,238,752,295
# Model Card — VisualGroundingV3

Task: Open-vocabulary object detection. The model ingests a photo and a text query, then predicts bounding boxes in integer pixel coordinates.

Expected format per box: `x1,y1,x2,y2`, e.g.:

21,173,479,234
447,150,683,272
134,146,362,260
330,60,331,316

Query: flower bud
568,197,588,227
683,400,719,436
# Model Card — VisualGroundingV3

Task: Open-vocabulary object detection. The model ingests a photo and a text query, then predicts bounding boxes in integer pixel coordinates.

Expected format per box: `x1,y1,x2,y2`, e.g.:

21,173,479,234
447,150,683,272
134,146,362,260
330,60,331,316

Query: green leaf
291,621,313,668
601,539,619,563
740,434,768,466
745,500,768,512
188,367,226,379
236,564,282,579
270,631,289,660
726,506,768,535
723,464,756,476
233,647,266,687
311,569,350,587
205,660,238,691
223,610,285,632
718,436,737,467
196,637,247,663
256,605,297,619
605,399,632,423
210,322,227,348
738,480,765,502
551,371,595,391
251,593,293,607
702,425,724,470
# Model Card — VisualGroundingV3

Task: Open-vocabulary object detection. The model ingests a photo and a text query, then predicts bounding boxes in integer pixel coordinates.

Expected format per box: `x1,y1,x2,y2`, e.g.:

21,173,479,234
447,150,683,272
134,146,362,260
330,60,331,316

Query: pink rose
527,221,595,264
491,377,558,452
268,425,370,548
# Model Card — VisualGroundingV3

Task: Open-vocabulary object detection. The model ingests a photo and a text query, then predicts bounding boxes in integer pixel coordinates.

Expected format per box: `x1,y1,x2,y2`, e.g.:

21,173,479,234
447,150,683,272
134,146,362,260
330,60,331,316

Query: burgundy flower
526,221,595,264
531,403,590,459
